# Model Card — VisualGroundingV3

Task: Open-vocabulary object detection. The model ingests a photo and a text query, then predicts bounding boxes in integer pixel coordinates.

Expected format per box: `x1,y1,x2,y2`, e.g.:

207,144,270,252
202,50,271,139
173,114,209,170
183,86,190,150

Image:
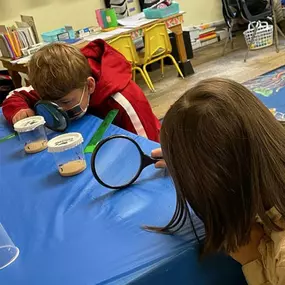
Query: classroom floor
139,35,285,119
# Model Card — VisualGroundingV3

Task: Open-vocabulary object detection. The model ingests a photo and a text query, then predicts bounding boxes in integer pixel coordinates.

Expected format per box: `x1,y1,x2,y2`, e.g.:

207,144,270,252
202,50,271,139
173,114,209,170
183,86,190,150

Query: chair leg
230,25,234,50
244,24,258,63
166,54,184,79
143,64,156,92
277,25,285,39
161,59,164,78
223,25,233,56
223,28,230,56
137,67,155,92
272,11,279,53
133,66,154,92
132,68,136,82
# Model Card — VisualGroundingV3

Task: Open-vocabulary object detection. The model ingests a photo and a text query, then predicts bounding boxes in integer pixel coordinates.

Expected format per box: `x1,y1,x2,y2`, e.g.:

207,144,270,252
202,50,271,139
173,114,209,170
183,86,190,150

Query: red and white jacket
2,39,161,142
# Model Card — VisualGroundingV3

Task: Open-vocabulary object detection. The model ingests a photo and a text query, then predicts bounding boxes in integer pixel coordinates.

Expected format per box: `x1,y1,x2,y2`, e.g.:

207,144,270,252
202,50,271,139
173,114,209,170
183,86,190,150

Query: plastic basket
41,28,75,43
243,21,273,50
143,2,179,19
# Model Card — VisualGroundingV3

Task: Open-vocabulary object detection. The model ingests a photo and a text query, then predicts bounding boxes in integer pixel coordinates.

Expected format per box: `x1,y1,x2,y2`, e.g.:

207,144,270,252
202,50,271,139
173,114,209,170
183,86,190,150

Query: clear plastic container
13,116,47,154
47,133,86,177
0,223,19,270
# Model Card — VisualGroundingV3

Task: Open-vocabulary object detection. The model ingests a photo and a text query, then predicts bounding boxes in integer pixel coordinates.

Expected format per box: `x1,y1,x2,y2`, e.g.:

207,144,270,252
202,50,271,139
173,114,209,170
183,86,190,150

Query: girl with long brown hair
151,78,285,285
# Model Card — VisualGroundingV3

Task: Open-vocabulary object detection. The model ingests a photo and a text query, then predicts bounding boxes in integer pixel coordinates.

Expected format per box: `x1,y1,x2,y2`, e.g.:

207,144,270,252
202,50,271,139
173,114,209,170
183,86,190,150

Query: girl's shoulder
265,207,285,266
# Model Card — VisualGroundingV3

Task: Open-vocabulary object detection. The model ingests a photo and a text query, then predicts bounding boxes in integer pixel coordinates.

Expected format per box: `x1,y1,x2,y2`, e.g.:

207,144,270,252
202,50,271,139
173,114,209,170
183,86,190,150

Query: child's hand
229,223,265,265
151,148,166,168
12,109,35,124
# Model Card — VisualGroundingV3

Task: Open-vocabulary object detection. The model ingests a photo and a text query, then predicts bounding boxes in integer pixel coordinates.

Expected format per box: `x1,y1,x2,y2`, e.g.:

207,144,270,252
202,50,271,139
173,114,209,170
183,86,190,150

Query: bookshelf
0,16,39,60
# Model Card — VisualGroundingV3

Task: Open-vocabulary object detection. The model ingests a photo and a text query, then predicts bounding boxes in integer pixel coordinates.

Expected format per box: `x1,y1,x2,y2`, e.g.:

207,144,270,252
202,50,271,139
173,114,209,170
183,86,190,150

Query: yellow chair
139,23,184,91
108,35,154,92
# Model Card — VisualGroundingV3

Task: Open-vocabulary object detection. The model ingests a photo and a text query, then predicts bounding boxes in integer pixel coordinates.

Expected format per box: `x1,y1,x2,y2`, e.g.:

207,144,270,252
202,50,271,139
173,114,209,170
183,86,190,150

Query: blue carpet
244,65,285,113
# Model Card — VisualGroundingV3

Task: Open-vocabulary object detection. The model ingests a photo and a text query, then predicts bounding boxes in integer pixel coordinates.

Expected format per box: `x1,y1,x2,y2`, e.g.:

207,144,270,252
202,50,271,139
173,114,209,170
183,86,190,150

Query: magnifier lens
35,102,68,132
35,104,56,127
94,137,142,188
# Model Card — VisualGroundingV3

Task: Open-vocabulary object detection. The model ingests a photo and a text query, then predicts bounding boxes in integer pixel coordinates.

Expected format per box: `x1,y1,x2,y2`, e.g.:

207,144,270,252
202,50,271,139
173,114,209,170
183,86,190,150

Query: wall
0,0,223,36
176,0,223,26
0,0,106,35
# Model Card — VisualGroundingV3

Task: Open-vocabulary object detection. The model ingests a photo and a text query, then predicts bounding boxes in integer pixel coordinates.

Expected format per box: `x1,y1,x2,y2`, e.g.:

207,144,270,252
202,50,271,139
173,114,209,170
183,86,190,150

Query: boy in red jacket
2,40,160,142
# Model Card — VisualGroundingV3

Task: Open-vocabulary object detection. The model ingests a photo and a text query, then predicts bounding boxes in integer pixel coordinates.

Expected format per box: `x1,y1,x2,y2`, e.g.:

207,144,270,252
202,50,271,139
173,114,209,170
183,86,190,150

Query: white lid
47,132,84,153
14,116,46,132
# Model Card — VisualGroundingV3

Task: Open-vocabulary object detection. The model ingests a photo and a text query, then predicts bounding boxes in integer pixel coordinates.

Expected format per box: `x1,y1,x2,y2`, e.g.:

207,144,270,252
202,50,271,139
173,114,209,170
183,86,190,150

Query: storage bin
143,2,179,19
41,28,75,43
243,21,273,50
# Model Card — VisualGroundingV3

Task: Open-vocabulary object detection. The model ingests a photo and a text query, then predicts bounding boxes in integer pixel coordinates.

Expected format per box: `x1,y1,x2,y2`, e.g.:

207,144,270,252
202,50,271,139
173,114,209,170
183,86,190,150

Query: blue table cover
0,112,245,285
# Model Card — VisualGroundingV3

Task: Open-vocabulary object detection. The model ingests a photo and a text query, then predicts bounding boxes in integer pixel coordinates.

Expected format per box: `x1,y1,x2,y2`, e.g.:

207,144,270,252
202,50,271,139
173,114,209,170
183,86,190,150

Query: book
11,32,21,57
200,34,217,42
101,10,109,29
3,34,16,59
6,33,18,57
0,16,39,59
96,9,104,29
200,37,218,47
0,35,12,57
199,27,216,35
18,30,29,47
199,31,216,39
20,15,40,43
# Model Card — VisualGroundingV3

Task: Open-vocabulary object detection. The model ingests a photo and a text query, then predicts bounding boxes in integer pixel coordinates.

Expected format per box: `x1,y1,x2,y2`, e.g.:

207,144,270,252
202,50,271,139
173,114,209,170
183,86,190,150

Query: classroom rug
244,65,285,113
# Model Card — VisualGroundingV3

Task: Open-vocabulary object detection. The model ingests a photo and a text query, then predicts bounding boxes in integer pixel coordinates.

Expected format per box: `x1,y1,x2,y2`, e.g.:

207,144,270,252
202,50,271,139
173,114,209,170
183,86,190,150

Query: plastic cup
14,116,47,154
0,224,19,270
47,132,86,177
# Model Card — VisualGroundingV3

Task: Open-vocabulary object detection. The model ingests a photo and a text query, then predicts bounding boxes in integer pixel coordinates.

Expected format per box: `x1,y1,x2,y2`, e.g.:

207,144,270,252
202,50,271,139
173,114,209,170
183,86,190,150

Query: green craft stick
84,110,118,153
0,133,17,144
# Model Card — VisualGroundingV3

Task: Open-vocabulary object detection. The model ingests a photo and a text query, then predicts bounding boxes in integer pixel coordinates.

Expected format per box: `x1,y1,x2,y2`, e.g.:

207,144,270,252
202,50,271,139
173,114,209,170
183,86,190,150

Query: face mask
66,86,89,120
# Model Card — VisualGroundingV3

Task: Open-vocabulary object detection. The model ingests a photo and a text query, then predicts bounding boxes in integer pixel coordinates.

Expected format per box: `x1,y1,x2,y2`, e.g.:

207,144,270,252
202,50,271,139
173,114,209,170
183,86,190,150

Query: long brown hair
151,78,285,255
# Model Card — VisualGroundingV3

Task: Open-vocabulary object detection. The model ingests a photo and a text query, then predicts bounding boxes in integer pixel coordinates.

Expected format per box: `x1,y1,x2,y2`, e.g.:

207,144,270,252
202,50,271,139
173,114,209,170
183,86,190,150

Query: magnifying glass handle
142,155,163,168
151,156,163,162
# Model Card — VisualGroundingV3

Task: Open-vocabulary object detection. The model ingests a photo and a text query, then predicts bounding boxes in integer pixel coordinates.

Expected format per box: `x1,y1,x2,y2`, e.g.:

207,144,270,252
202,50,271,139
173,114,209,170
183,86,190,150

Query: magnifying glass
91,135,162,189
34,101,70,132
0,101,70,144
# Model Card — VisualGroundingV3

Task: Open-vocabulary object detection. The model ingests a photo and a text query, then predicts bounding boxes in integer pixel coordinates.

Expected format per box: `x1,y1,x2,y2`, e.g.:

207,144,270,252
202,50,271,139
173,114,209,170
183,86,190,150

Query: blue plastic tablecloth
0,112,245,285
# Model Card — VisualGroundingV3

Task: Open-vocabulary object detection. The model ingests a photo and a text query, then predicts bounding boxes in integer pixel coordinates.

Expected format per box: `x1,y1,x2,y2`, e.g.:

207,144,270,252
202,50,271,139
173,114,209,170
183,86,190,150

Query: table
0,112,246,285
0,12,194,89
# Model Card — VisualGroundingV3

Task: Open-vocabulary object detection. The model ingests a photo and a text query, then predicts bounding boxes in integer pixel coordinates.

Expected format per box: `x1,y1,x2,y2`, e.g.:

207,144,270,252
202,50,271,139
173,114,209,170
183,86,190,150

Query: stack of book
187,25,218,50
0,16,39,59
199,27,218,47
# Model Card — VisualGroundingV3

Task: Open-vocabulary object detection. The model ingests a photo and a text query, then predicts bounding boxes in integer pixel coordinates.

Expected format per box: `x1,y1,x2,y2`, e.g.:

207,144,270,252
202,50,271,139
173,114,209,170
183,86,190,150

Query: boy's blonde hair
29,43,91,100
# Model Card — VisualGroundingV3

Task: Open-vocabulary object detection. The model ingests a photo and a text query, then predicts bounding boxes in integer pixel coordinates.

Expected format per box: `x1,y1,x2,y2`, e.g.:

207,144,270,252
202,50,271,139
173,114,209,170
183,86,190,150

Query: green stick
0,133,17,144
84,110,118,153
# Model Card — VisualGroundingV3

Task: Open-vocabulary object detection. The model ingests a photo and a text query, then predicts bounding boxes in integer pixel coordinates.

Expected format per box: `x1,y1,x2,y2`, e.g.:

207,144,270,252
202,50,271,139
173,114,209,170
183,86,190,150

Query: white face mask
66,86,90,120
72,95,90,120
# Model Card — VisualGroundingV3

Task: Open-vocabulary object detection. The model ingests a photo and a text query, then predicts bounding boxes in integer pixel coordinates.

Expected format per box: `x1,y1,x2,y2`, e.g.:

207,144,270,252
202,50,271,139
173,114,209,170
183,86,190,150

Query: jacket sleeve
111,82,160,142
2,86,40,124
242,234,285,285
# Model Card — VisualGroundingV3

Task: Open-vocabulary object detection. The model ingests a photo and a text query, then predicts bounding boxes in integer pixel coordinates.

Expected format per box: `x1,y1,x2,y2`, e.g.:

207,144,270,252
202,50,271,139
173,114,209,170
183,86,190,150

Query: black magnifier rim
35,101,70,132
91,135,145,190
